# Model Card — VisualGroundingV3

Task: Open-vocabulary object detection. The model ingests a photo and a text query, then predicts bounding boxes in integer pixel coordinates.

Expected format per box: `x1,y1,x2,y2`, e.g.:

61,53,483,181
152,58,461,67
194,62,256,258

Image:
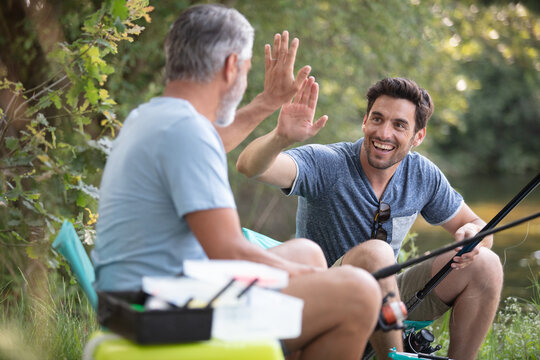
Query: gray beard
215,72,245,127
214,102,237,127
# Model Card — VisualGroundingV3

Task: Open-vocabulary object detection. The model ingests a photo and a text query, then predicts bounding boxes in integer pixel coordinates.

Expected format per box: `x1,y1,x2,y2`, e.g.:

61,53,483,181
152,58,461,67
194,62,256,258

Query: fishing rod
364,174,539,360
372,211,540,280
405,172,540,313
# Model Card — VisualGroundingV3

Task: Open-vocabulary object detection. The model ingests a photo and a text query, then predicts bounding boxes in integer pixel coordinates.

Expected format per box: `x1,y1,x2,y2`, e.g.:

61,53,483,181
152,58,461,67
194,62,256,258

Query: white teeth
373,141,394,150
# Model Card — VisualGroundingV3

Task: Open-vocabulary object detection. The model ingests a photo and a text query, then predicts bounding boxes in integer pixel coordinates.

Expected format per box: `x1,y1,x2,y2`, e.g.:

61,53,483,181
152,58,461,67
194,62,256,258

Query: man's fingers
264,44,272,70
279,30,289,61
285,37,299,69
294,65,311,91
299,77,315,104
308,81,320,109
272,33,280,60
293,78,307,103
313,115,328,132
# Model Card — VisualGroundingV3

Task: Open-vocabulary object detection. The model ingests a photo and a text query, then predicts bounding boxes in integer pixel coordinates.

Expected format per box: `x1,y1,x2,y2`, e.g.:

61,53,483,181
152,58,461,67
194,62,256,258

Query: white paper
212,287,304,340
183,260,289,289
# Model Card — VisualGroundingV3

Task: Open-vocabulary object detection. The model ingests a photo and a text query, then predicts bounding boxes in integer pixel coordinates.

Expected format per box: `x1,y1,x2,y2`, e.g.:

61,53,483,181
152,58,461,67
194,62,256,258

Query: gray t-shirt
284,138,463,265
92,97,236,291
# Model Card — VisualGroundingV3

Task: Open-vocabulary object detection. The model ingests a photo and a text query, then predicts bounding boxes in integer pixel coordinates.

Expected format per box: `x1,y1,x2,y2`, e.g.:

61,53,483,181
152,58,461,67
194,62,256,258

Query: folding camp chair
52,220,284,360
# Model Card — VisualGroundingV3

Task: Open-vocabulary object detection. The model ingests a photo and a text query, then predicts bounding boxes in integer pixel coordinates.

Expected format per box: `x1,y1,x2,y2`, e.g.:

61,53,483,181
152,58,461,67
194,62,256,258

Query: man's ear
362,114,367,131
223,53,238,85
413,127,426,147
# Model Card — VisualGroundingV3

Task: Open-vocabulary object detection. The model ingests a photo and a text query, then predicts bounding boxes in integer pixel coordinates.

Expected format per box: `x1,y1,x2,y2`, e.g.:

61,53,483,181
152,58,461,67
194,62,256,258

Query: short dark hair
164,4,254,83
366,77,434,132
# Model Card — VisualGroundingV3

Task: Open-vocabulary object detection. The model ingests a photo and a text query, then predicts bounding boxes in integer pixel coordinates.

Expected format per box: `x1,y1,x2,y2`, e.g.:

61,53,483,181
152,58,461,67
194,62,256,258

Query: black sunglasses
371,202,390,241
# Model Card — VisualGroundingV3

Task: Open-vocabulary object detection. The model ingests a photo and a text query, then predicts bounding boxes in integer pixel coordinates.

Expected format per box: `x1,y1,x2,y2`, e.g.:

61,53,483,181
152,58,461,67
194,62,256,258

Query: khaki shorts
332,256,451,321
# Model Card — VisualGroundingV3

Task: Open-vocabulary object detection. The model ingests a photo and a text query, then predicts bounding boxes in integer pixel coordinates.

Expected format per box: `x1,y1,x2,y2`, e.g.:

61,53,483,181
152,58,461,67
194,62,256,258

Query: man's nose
377,121,392,139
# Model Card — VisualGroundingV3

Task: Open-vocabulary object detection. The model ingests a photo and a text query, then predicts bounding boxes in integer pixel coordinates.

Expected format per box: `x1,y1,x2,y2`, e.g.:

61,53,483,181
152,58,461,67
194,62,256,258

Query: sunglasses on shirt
371,202,390,241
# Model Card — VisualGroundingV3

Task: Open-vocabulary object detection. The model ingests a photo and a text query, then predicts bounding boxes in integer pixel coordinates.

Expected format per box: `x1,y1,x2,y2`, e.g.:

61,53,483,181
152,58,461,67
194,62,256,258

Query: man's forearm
236,128,291,179
216,93,278,153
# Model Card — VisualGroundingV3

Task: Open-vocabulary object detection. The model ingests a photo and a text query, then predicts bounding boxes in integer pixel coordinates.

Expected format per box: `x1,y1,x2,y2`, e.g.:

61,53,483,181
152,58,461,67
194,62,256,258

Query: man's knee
334,266,381,305
287,238,327,268
343,240,395,271
472,247,503,286
332,266,381,323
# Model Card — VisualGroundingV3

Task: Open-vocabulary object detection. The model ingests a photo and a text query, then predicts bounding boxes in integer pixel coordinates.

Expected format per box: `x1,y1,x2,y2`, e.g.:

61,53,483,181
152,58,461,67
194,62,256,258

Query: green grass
401,233,540,359
428,273,540,359
0,271,98,360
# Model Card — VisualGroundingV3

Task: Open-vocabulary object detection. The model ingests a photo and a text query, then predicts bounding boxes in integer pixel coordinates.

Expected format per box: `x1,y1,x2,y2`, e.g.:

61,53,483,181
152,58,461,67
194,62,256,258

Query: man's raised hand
261,31,311,110
276,76,328,145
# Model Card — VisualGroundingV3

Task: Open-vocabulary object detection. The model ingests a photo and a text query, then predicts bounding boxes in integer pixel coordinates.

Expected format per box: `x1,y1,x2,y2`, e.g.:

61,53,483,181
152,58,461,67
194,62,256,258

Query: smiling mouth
372,140,395,152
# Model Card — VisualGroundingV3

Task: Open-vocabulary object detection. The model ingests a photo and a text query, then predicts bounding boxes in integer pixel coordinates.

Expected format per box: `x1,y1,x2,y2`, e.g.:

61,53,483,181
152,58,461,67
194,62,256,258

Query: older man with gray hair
92,4,381,360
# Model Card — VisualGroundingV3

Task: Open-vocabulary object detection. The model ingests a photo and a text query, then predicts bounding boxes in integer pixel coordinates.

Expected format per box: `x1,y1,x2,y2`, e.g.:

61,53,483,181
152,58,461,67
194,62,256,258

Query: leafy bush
0,0,152,304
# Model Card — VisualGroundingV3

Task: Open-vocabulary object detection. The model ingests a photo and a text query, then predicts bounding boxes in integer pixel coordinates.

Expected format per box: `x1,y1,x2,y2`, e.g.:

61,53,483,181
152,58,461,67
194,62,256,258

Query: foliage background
0,0,538,358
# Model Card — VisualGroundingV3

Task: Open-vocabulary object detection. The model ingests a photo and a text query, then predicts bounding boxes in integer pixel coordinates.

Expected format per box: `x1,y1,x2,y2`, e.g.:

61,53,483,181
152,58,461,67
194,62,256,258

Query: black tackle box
97,290,213,344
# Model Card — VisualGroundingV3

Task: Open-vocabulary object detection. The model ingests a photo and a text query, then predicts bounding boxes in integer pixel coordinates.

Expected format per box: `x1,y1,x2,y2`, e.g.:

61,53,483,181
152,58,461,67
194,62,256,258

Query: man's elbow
236,158,257,178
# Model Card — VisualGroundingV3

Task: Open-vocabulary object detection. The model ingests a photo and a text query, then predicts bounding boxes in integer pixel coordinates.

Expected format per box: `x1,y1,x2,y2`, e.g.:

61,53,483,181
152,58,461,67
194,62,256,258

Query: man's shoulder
132,97,201,122
140,97,215,137
405,151,440,172
400,151,448,192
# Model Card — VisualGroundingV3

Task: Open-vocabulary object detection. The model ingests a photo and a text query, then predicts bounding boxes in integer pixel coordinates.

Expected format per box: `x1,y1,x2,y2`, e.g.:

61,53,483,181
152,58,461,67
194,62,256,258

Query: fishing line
501,221,530,268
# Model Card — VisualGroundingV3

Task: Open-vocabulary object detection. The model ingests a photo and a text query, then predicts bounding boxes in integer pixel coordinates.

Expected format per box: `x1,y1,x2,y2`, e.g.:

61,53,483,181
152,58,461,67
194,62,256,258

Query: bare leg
282,266,381,360
433,247,503,360
268,238,328,268
341,240,402,359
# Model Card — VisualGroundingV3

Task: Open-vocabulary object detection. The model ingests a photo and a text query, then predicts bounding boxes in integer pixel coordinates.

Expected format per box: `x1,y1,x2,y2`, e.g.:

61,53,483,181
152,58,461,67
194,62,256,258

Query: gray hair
165,4,254,83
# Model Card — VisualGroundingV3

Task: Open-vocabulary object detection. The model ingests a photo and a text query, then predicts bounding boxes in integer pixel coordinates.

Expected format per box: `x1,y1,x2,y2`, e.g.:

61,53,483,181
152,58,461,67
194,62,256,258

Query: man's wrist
254,91,282,114
271,128,295,149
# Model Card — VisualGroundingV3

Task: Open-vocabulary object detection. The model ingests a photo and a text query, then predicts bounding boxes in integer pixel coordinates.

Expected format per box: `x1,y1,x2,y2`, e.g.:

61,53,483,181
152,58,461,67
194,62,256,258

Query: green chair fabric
242,228,282,249
52,220,98,310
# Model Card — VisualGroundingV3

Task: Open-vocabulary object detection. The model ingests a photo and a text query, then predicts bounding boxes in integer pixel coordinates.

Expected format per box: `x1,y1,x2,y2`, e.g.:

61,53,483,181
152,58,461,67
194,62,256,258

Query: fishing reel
403,327,442,355
376,292,407,332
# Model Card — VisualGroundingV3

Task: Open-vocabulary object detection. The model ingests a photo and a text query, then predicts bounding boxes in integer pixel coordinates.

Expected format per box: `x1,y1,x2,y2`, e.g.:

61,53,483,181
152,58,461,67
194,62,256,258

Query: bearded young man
92,5,381,360
237,77,503,359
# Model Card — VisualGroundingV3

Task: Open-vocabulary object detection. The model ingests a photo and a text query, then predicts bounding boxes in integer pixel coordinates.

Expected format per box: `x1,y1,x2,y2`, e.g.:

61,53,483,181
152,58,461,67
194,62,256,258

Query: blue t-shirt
284,138,463,265
92,97,236,291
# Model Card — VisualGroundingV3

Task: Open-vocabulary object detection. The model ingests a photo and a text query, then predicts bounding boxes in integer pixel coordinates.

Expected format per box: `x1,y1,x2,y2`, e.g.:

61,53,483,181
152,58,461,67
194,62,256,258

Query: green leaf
26,246,38,260
76,192,88,207
83,11,102,33
5,188,22,201
111,0,129,21
87,46,101,64
5,137,19,151
36,95,52,109
96,39,117,53
113,16,126,33
84,80,99,104
100,63,115,75
49,93,62,110
25,192,41,200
